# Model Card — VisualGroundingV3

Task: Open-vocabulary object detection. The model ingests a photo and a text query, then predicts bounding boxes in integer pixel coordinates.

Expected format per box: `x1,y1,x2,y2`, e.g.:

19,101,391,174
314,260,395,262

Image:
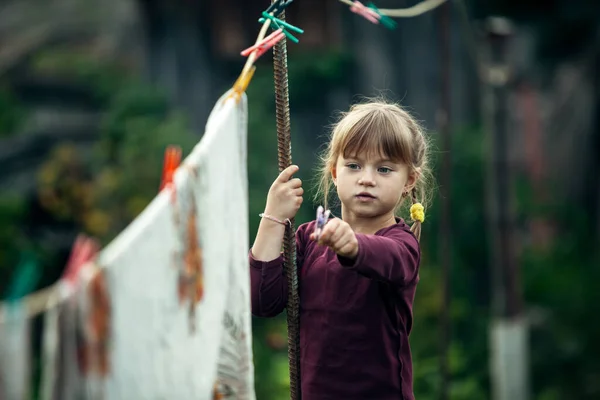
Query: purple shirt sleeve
249,223,310,317
249,252,287,317
337,228,420,287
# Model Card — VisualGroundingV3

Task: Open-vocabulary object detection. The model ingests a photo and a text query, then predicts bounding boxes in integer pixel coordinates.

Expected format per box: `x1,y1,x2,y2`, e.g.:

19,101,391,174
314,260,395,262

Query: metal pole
270,2,301,399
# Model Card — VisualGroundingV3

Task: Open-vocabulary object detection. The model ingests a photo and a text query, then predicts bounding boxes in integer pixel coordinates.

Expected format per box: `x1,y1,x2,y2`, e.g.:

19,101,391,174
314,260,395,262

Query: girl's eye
378,167,392,174
347,163,360,170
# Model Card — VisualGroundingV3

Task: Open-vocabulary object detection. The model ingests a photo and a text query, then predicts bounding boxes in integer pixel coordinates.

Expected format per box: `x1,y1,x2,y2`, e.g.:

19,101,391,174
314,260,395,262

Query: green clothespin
5,253,41,304
259,12,304,44
367,3,397,30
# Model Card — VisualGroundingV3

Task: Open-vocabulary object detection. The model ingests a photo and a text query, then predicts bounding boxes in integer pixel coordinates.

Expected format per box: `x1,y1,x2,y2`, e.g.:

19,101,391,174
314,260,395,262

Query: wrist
263,205,290,222
259,212,291,227
347,244,359,259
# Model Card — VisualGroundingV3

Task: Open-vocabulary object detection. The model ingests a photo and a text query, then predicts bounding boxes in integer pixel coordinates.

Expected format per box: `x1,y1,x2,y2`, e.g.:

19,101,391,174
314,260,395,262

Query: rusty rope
270,2,301,399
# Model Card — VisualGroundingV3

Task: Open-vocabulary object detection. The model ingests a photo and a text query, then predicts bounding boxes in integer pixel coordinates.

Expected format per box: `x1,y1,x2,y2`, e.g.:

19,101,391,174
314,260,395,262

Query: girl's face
332,152,415,222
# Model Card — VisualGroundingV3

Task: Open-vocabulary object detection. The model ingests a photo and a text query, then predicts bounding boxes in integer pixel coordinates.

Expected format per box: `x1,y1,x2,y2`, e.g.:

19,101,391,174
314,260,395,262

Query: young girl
249,99,431,400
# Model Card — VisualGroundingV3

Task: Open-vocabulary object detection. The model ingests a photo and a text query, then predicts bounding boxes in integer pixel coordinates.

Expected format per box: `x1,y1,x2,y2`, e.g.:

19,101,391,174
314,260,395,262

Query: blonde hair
314,97,433,241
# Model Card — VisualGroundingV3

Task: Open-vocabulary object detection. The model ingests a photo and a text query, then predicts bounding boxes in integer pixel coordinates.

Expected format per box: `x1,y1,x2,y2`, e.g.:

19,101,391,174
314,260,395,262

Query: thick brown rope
270,3,301,399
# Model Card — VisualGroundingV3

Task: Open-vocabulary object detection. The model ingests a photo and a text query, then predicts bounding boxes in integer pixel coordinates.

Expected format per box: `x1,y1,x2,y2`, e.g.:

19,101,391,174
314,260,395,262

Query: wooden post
437,1,452,399
482,17,529,400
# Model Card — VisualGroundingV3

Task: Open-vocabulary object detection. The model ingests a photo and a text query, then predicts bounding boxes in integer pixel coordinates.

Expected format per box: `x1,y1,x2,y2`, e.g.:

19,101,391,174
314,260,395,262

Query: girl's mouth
356,192,376,201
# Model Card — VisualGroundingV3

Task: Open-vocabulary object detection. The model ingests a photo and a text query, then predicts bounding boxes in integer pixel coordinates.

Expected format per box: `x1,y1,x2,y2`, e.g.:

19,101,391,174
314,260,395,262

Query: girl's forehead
339,151,399,163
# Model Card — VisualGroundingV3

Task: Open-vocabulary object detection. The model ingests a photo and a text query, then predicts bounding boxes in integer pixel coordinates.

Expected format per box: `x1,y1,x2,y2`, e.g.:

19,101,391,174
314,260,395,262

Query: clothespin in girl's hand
314,206,331,242
160,145,182,191
264,0,294,18
259,12,304,44
241,29,286,59
367,2,397,30
350,1,381,25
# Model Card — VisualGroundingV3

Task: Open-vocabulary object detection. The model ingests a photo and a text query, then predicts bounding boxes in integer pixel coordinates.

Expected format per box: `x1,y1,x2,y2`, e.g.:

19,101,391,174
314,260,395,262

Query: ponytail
409,189,425,242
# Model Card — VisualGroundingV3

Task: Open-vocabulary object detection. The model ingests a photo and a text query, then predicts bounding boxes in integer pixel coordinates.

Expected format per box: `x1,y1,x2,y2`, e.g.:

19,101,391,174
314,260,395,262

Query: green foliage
522,234,600,399
37,80,196,243
30,48,129,102
409,126,491,399
18,49,193,245
0,195,29,290
287,50,353,108
0,85,26,137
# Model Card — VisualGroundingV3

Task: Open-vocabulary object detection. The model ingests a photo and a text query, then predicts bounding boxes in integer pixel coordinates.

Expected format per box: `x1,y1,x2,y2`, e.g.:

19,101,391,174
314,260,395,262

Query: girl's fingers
319,220,338,244
338,241,357,257
277,165,299,183
329,227,345,246
288,178,303,189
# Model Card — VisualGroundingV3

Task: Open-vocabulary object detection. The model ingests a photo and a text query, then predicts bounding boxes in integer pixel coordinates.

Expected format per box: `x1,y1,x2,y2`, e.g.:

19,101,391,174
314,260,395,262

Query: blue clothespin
259,12,304,44
367,3,397,30
265,0,294,18
5,253,41,307
314,206,331,241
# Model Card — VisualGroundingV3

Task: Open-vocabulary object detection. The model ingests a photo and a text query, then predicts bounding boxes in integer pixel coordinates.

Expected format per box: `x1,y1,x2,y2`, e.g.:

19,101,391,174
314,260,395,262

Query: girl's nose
358,170,376,186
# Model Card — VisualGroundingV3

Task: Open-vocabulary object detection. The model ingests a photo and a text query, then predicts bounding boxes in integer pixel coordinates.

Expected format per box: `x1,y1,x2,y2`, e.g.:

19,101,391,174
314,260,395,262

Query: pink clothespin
350,1,380,24
62,234,100,289
240,28,286,59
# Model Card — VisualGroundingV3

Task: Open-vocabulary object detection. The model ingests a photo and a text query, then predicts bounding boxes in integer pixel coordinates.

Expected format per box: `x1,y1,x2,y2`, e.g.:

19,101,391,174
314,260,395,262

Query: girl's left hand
310,218,358,259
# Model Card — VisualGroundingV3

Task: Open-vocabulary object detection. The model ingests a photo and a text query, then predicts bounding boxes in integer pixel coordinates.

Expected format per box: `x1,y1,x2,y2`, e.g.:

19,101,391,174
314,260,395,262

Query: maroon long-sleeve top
249,219,421,400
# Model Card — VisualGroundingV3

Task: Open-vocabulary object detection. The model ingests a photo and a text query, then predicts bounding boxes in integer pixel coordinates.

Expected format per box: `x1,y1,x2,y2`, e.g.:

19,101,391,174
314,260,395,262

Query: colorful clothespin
367,2,397,30
264,0,294,18
314,206,331,241
62,234,100,289
258,12,304,44
230,65,256,101
350,1,380,24
5,253,40,304
241,28,286,59
160,145,182,191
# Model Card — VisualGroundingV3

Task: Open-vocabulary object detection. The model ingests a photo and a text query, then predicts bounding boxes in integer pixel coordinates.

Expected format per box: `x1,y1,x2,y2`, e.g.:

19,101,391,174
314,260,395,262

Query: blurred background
0,0,599,399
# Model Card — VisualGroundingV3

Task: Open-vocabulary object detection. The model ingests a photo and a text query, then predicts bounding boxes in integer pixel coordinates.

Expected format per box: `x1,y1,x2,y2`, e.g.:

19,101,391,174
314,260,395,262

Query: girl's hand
264,165,304,221
310,218,358,259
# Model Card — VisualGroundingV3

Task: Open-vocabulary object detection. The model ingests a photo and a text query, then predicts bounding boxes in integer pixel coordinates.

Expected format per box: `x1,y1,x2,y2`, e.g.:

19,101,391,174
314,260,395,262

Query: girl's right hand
264,165,303,221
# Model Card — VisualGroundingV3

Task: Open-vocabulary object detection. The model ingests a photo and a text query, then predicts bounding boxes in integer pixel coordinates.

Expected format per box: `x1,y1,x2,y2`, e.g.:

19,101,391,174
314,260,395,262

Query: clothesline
338,0,447,18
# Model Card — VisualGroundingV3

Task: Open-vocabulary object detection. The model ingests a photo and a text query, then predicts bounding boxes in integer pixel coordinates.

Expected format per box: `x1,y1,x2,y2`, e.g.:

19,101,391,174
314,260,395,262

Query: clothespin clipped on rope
160,145,182,191
5,253,41,304
230,65,256,100
258,12,304,44
62,234,100,292
349,1,397,30
350,1,380,24
367,2,397,29
265,0,294,18
241,28,286,60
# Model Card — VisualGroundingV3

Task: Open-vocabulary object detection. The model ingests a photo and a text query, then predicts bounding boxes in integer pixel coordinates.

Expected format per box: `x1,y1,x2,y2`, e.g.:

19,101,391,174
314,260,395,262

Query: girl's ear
331,165,337,186
404,168,420,192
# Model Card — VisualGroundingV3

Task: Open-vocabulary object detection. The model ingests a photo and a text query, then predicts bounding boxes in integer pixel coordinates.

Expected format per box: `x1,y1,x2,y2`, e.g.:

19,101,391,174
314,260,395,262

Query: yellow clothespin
226,65,256,103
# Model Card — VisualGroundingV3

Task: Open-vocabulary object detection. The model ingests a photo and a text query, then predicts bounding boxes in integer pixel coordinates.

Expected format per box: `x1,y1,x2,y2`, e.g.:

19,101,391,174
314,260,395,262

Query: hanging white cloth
37,90,255,400
0,304,31,400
